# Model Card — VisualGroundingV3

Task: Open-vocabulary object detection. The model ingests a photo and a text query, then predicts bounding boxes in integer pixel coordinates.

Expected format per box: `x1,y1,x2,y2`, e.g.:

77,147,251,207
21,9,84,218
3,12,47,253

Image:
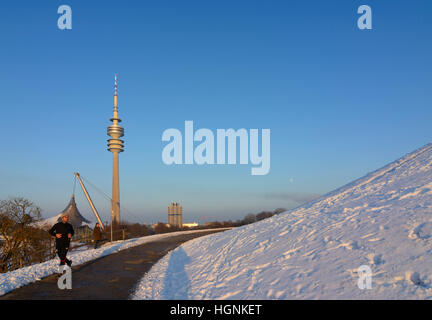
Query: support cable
79,174,143,222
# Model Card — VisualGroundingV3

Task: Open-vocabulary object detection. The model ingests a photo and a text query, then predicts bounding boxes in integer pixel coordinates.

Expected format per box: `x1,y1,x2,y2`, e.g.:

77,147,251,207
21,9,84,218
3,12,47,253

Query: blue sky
0,0,431,224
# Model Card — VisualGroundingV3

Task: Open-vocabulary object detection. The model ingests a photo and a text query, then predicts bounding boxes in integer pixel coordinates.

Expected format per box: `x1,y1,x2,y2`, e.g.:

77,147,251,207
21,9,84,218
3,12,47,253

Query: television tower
107,74,124,225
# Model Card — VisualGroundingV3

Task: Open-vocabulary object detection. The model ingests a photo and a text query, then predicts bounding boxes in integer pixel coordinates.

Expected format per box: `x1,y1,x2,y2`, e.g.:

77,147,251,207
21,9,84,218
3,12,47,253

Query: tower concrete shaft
107,74,124,225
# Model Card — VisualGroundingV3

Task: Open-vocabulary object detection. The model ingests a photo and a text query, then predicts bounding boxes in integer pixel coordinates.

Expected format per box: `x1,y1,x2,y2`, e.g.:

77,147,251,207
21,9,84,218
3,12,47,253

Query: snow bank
0,229,226,296
132,142,432,300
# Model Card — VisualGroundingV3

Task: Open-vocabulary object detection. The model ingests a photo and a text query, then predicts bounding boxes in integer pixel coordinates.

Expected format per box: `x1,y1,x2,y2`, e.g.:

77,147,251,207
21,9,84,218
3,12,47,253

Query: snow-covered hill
132,142,432,300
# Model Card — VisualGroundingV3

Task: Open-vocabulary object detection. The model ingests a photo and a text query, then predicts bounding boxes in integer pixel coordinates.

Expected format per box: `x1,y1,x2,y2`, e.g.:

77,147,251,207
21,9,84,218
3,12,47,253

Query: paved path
0,230,225,300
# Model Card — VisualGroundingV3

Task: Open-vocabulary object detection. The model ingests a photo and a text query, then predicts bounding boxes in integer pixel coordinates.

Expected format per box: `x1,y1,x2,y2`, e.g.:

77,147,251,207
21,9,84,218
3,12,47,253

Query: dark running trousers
57,246,70,265
94,240,102,249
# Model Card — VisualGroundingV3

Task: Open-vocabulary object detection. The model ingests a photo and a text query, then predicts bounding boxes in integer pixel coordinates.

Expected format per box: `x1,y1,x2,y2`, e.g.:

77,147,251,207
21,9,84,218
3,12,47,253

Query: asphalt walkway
0,230,225,300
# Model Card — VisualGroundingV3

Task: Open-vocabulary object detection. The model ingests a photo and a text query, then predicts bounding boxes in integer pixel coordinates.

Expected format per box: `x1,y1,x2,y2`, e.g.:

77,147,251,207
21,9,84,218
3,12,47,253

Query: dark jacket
93,226,103,241
49,222,74,248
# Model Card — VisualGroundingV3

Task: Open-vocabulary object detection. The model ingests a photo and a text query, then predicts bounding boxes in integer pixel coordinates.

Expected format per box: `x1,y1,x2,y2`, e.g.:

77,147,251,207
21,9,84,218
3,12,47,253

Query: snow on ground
0,229,227,296
132,142,432,300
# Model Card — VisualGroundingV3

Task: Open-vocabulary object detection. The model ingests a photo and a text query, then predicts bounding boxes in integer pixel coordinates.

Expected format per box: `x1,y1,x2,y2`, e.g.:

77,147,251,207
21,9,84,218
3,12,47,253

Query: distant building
168,202,182,228
183,222,199,228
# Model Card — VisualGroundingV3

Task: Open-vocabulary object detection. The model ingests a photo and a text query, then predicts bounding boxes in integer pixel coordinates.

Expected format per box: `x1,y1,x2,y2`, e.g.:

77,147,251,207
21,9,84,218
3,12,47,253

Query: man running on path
49,214,74,270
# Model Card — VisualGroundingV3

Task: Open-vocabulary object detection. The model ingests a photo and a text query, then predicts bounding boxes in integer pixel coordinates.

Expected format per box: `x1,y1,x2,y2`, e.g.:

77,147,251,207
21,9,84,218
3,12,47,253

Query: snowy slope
0,229,229,296
132,142,432,300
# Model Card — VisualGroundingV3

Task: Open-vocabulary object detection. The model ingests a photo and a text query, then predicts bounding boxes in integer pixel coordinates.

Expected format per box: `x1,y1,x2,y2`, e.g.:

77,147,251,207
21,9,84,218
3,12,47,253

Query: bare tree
242,213,257,225
0,197,48,272
273,208,287,215
153,222,170,234
256,211,273,221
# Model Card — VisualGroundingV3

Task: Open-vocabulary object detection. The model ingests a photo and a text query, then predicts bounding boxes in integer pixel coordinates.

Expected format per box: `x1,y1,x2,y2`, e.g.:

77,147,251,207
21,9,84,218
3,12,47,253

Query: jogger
49,214,74,268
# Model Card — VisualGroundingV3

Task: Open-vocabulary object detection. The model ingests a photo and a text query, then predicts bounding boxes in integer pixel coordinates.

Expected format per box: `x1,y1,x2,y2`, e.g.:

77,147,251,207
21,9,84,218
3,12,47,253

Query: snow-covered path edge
0,228,231,296
130,230,235,300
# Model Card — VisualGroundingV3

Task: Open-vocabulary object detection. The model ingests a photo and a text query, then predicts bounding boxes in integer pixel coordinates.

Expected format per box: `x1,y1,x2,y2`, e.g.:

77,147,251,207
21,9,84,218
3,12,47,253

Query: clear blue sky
1,0,431,224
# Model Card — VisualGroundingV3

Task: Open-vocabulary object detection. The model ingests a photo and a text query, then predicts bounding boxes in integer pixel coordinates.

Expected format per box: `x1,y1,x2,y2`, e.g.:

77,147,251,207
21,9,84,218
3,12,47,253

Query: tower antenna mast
107,73,124,227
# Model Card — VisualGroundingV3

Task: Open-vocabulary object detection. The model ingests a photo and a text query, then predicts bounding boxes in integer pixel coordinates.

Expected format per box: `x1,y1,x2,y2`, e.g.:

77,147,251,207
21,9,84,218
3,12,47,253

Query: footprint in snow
409,222,432,240
367,253,384,265
405,271,426,287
